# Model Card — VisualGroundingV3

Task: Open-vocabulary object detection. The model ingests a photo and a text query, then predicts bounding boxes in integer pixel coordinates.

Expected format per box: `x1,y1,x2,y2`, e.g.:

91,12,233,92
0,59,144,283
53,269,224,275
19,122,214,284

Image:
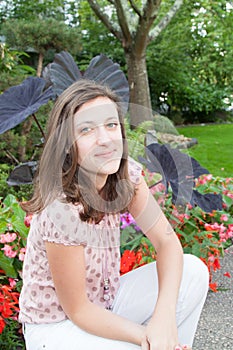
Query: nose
95,125,111,145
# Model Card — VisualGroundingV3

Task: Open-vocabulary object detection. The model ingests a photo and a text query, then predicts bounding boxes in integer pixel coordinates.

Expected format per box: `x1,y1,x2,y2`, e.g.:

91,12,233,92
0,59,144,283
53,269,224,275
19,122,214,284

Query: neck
79,167,108,192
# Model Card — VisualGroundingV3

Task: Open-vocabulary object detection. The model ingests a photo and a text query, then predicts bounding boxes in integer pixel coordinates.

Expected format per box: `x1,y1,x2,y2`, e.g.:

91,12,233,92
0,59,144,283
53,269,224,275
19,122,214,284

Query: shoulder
39,200,85,246
128,157,143,185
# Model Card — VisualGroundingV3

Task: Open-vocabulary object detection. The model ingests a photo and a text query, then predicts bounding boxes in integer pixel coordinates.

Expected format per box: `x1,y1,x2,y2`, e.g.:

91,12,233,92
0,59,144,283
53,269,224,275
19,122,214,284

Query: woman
19,79,209,350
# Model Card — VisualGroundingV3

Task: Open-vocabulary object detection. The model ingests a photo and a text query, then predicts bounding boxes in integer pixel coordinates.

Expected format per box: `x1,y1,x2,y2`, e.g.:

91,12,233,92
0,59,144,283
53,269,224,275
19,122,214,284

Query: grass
177,123,233,178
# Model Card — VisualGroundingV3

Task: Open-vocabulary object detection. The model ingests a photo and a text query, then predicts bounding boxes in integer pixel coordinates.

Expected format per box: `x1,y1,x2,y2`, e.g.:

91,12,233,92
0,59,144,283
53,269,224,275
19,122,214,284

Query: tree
2,18,81,76
84,0,184,126
147,0,233,122
0,0,79,25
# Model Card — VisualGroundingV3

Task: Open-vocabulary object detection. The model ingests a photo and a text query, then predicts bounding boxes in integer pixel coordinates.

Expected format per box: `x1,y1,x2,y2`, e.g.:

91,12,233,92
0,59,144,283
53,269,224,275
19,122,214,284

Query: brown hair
21,79,135,222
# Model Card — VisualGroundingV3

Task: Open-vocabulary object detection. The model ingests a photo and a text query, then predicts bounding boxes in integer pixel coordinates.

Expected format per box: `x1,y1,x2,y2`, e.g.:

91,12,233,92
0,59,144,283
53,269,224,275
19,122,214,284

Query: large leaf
0,77,54,134
44,51,129,112
7,161,37,186
138,143,222,212
0,251,17,278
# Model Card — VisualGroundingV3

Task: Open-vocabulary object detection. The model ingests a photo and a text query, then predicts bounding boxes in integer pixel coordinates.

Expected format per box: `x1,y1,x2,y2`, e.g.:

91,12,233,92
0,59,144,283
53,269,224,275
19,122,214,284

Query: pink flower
220,214,228,222
206,174,213,181
0,232,17,244
24,214,33,228
1,245,17,258
120,213,141,231
19,247,26,261
8,278,17,288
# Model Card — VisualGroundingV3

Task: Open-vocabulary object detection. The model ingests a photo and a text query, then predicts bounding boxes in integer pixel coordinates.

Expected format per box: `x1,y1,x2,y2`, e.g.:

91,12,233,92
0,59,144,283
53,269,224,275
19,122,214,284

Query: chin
99,159,121,175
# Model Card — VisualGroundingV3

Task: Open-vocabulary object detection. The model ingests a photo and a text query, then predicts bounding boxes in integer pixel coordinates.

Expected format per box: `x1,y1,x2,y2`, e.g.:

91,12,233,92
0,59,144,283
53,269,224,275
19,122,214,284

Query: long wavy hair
21,79,135,223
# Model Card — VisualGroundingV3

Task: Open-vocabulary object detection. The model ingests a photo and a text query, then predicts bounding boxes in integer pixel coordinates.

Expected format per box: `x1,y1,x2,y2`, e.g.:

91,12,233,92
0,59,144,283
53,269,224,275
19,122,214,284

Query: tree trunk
125,51,153,127
37,52,44,77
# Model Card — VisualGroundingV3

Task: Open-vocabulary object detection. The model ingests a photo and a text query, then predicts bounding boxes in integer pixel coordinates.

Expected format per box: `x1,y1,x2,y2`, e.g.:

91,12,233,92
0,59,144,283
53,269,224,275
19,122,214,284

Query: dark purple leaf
0,77,54,134
45,51,129,112
138,143,223,212
45,51,82,96
84,54,129,108
7,161,38,186
192,191,222,211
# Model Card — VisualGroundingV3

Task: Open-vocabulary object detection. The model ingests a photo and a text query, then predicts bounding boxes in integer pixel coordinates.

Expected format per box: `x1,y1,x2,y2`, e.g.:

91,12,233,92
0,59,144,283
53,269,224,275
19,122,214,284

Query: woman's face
74,96,123,190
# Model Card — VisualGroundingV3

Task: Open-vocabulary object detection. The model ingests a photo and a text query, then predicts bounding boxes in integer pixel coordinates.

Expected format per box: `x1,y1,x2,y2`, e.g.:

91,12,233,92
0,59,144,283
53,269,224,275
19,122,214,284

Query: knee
183,254,209,295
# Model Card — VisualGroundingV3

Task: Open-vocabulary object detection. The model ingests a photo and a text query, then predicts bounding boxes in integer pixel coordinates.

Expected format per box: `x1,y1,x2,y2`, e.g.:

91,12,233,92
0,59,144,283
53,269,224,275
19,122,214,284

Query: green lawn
177,123,233,178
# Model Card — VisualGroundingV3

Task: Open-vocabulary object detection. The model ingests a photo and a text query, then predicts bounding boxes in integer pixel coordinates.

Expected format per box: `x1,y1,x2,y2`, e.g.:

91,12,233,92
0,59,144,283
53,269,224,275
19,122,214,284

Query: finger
141,338,150,350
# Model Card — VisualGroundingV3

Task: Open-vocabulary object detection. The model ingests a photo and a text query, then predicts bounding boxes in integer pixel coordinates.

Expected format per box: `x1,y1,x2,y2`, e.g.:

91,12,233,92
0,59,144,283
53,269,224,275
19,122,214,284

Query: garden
0,66,232,347
0,145,233,349
1,1,233,348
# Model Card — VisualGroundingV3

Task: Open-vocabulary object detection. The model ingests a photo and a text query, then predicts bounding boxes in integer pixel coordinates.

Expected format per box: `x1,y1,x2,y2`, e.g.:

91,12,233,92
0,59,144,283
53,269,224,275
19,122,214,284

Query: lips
94,149,116,158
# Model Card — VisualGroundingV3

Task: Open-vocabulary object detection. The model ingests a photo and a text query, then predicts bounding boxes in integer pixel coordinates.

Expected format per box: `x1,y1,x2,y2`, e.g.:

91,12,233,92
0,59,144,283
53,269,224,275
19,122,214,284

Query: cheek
76,138,96,164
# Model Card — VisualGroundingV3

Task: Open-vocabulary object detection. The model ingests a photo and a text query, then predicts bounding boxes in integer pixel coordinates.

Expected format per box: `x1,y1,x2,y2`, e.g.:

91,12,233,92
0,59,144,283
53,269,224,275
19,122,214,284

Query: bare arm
45,242,144,345
128,176,183,348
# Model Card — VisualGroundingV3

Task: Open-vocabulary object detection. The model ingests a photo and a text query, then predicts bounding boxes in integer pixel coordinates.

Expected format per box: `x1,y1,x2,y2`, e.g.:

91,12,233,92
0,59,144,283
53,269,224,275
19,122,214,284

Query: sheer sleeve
128,157,143,185
40,200,87,246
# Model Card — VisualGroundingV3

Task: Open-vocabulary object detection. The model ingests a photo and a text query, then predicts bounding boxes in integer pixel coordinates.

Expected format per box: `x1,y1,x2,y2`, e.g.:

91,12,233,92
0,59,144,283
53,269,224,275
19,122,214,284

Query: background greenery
1,0,233,123
178,124,233,178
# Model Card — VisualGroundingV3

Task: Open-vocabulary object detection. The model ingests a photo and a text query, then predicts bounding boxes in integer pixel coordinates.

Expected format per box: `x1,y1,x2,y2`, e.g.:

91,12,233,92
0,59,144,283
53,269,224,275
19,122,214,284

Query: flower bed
0,174,232,348
120,172,233,293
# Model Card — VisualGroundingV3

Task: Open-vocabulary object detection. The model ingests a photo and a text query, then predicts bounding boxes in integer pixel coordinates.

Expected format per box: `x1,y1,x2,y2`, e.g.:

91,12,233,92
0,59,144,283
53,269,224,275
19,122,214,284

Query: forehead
75,97,119,125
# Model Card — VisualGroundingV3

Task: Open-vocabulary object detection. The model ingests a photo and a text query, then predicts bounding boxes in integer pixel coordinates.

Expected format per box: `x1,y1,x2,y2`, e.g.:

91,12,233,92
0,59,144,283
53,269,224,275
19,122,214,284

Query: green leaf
0,220,8,232
223,194,233,208
3,194,18,208
0,251,17,278
10,215,28,239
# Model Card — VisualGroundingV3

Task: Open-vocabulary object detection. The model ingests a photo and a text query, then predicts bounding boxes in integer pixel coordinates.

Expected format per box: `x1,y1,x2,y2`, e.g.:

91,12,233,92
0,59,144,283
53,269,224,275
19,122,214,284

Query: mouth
94,149,116,158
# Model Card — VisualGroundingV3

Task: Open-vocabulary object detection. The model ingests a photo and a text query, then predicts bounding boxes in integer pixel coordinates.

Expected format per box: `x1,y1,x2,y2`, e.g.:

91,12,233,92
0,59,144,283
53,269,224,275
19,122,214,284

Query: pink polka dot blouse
19,159,142,324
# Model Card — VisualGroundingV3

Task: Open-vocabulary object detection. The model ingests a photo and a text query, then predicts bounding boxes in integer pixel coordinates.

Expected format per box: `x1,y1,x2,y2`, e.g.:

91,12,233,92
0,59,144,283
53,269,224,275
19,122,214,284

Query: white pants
23,254,209,350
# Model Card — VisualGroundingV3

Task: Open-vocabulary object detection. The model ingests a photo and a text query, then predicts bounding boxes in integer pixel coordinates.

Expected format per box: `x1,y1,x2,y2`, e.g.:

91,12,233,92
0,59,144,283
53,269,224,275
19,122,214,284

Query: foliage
0,194,29,280
139,143,223,212
0,0,77,24
147,0,233,122
0,194,29,345
0,315,25,350
0,174,232,346
2,18,81,55
0,164,33,200
2,18,81,76
120,171,233,292
124,118,154,160
44,51,129,108
0,77,53,135
0,77,53,166
77,0,124,67
0,44,35,93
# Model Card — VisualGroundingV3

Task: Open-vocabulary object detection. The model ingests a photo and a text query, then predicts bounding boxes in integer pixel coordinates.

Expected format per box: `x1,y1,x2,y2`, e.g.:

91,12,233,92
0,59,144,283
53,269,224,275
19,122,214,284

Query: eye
106,122,119,129
80,126,93,134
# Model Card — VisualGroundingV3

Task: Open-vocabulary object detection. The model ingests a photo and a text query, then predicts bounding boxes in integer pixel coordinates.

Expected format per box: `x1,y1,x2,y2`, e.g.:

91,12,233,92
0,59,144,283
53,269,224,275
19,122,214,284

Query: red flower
0,284,20,334
120,250,136,274
209,282,218,292
0,316,6,334
223,271,231,278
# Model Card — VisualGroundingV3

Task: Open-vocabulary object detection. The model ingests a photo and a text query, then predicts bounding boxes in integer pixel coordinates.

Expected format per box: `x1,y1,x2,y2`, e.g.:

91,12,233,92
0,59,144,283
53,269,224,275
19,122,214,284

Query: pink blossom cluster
0,232,26,260
196,174,213,185
0,232,17,244
204,222,233,242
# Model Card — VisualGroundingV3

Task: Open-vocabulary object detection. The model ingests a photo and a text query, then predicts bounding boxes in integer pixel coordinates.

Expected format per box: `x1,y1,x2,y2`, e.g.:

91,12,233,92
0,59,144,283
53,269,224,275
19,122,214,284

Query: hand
141,318,178,350
141,338,192,350
140,311,192,350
